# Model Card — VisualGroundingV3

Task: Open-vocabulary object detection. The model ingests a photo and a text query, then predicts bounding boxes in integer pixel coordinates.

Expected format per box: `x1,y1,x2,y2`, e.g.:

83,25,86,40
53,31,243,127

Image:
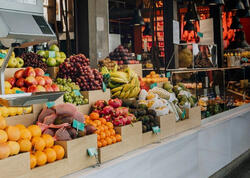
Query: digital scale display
13,0,36,5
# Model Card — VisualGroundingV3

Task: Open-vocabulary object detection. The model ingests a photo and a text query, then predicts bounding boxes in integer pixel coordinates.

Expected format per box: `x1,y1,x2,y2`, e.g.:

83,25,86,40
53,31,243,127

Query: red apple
14,69,25,79
44,84,54,92
43,76,53,85
23,67,36,77
35,76,45,86
27,85,39,93
20,87,27,92
25,76,37,86
16,78,25,87
37,85,46,92
51,84,60,91
7,77,16,86
35,68,45,77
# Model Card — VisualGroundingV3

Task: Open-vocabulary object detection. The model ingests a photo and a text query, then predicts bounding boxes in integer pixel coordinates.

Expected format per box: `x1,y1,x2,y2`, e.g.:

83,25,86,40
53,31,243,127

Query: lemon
1,107,9,117
12,87,21,94
4,81,12,89
16,107,23,115
8,107,17,116
23,106,32,114
5,88,13,94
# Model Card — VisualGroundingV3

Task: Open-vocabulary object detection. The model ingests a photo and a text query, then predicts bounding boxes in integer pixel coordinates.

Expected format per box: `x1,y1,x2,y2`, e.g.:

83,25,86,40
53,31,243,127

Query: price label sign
0,53,6,59
49,51,56,58
44,73,50,77
181,109,186,119
102,82,107,92
166,72,171,78
87,148,98,157
15,90,25,94
150,83,157,89
72,119,85,131
215,85,220,96
197,32,204,38
73,89,81,96
152,126,160,134
46,101,55,108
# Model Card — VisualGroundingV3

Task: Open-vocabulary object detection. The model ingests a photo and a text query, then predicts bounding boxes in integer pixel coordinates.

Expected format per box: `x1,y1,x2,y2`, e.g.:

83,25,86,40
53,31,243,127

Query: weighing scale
0,0,64,106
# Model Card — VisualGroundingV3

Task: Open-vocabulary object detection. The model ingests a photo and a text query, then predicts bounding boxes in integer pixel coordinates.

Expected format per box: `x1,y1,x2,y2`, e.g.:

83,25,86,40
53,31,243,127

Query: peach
25,76,37,86
37,85,46,92
7,77,16,86
23,67,36,78
51,84,59,92
35,76,45,86
43,76,53,85
44,85,53,92
16,78,25,87
14,69,25,79
27,85,39,93
35,68,45,77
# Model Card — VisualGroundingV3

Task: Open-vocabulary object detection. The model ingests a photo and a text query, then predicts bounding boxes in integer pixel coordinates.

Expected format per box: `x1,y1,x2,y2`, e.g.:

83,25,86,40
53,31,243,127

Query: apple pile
7,67,59,93
57,54,103,91
91,99,136,126
20,52,47,72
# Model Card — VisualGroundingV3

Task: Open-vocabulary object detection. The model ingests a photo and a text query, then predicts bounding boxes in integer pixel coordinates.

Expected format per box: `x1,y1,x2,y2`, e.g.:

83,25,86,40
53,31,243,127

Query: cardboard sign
87,148,98,157
152,126,160,134
72,119,85,131
46,101,55,108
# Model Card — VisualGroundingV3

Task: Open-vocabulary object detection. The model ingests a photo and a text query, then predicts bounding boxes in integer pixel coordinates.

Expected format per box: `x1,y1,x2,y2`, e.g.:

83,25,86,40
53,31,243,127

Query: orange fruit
110,136,117,144
42,134,54,148
15,124,26,131
30,153,37,169
97,141,102,148
0,116,6,130
7,141,20,155
100,139,107,147
95,128,101,135
52,145,65,160
106,122,113,129
103,125,108,131
6,126,20,141
90,122,97,128
0,130,8,143
28,125,41,137
100,132,106,139
109,129,115,136
94,120,101,127
35,151,47,166
90,112,99,120
44,148,56,163
97,134,101,141
106,137,112,145
116,134,122,142
105,130,111,137
0,143,10,159
18,139,32,152
31,137,40,146
99,126,104,132
20,128,32,140
99,118,106,124
33,137,46,151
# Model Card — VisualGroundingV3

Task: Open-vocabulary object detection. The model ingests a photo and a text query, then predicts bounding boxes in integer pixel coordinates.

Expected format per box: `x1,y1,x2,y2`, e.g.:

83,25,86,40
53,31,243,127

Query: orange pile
85,113,122,148
0,115,65,169
142,71,168,84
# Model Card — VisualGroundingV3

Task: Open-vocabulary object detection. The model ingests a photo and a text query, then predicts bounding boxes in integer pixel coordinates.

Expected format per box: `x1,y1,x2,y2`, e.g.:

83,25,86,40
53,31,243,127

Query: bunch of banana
110,68,141,99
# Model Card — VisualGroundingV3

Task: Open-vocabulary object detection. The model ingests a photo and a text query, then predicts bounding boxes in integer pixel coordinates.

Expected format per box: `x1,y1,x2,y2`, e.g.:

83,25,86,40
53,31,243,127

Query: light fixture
184,20,195,31
133,9,145,26
143,22,152,36
207,0,225,5
230,16,243,29
184,1,199,21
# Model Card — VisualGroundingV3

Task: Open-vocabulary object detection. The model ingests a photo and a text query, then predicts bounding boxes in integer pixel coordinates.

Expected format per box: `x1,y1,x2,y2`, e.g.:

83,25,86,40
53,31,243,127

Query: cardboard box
98,141,125,163
4,68,24,80
6,113,35,127
81,89,111,106
0,152,30,178
47,67,59,79
56,134,97,172
157,113,176,139
115,121,143,152
142,131,161,146
175,106,201,134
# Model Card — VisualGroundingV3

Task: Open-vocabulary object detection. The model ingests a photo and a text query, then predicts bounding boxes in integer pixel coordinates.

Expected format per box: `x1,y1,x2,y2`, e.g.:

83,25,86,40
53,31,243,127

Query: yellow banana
112,91,121,97
111,77,128,84
122,83,132,92
119,91,126,99
124,88,132,98
110,72,128,81
111,86,123,93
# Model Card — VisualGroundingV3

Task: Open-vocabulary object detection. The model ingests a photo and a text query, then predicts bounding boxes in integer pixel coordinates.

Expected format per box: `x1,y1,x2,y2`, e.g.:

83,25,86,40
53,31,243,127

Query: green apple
49,44,60,52
42,58,46,62
37,50,46,57
16,57,24,68
55,57,65,65
60,52,67,59
7,56,18,68
55,51,61,58
44,50,49,58
47,57,57,67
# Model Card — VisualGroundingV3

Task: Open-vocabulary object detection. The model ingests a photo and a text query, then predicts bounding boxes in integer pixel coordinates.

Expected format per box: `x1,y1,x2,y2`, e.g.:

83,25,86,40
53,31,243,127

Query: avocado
148,109,157,117
138,104,148,110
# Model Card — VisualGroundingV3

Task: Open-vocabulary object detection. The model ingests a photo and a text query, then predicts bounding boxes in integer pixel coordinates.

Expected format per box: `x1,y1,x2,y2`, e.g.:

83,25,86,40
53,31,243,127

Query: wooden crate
56,134,97,172
0,152,30,178
6,113,35,127
4,68,24,79
47,67,59,79
157,113,176,139
81,89,111,106
115,121,143,152
142,131,161,146
175,106,201,134
98,141,125,163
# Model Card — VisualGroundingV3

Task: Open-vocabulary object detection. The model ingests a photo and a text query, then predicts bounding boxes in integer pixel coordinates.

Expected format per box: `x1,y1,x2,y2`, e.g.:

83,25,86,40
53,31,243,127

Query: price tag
166,72,171,78
215,85,220,96
73,89,81,96
242,58,248,62
102,82,107,92
150,83,157,89
44,73,50,77
197,32,203,38
15,90,25,94
72,119,85,131
49,51,56,58
181,109,186,119
87,147,98,157
204,89,208,97
193,43,199,56
0,53,6,58
152,126,160,134
46,101,55,108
